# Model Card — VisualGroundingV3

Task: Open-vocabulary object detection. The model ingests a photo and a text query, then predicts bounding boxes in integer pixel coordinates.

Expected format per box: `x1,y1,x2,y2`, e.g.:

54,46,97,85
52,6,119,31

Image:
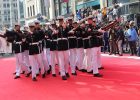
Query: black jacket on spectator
116,28,125,41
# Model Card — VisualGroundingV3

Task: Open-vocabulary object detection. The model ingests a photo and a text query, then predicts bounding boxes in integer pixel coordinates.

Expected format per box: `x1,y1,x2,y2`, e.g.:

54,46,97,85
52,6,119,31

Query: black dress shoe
94,73,103,77
52,74,56,77
62,76,67,80
75,66,78,70
26,72,31,77
119,54,123,56
81,69,87,72
55,64,58,66
29,66,32,70
14,76,20,79
13,72,16,75
32,77,37,81
39,68,41,72
98,67,104,70
72,72,77,76
87,70,93,74
42,73,46,78
109,53,112,55
36,73,39,76
21,71,25,74
47,65,52,74
66,73,70,78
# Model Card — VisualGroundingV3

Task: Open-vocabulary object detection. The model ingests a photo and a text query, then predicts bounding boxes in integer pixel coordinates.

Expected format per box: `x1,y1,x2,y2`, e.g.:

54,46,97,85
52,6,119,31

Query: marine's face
15,25,20,31
88,19,93,24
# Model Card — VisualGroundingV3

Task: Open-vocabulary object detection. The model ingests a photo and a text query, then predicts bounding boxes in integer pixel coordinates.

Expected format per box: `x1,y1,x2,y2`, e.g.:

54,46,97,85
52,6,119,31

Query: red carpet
0,55,140,100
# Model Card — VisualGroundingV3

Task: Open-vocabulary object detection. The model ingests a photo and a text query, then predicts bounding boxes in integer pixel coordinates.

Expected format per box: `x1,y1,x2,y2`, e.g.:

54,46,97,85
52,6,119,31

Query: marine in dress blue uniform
67,18,77,75
26,23,46,81
57,16,70,80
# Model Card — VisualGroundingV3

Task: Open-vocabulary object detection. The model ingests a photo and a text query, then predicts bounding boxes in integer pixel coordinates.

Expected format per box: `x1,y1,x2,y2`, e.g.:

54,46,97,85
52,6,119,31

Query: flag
44,0,50,8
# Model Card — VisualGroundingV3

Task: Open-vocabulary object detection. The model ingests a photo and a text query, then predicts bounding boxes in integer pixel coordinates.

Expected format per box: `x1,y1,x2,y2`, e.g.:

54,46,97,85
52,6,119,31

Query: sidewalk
102,53,140,60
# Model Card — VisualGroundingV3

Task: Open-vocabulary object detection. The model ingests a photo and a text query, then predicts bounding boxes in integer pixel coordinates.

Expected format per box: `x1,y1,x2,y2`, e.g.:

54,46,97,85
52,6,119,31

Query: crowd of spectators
76,4,140,57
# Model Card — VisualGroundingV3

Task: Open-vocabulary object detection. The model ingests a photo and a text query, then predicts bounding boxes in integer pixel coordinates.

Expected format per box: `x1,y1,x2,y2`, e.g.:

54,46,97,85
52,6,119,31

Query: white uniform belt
77,37,82,39
57,38,67,41
51,39,57,42
88,36,92,38
30,42,39,45
15,42,22,44
68,36,76,39
46,39,51,41
83,37,89,40
39,41,42,43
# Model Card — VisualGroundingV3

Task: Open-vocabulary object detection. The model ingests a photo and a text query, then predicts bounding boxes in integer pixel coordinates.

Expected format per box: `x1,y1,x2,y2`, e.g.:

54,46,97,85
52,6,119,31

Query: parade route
0,55,140,100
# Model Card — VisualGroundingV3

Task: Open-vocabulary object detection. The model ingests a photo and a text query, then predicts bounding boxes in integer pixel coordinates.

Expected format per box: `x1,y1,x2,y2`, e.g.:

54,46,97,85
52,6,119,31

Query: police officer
57,16,70,80
27,23,46,81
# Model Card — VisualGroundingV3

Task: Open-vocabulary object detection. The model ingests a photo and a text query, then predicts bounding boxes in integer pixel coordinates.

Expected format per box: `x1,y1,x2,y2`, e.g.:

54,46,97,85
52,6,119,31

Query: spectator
124,24,129,52
103,31,110,53
137,27,140,56
97,10,102,23
76,9,82,20
102,7,107,22
108,8,113,22
126,21,138,56
116,24,125,56
112,4,119,20
109,27,118,55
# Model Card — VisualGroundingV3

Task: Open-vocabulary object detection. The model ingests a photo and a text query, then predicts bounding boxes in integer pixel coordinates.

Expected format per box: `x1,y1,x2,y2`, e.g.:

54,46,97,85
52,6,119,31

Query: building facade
25,0,51,25
25,0,41,25
76,0,100,10
0,0,20,30
19,0,25,26
53,0,73,18
107,0,140,15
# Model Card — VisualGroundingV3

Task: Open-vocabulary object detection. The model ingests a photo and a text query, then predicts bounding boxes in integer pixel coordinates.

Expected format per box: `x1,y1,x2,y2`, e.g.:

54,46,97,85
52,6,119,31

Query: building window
33,5,35,16
4,10,7,14
28,7,30,17
13,4,15,7
3,4,6,8
54,0,59,17
4,16,7,21
7,3,10,8
61,2,67,15
8,10,10,14
8,16,10,21
68,0,72,13
30,6,32,16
